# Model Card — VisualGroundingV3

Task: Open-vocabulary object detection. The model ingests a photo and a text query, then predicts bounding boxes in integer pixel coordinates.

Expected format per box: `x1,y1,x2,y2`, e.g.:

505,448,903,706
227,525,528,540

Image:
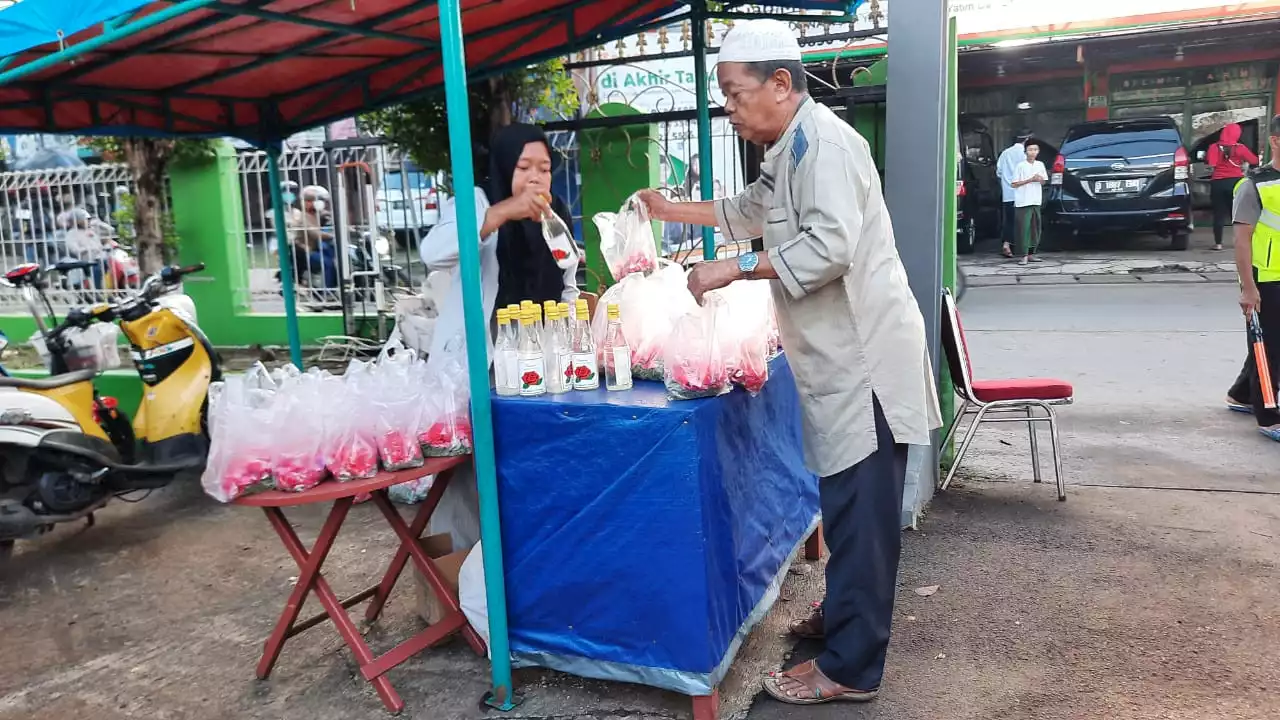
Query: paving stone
967,275,1019,287
1076,274,1139,284
1200,272,1238,283
1133,273,1207,283
1017,275,1079,285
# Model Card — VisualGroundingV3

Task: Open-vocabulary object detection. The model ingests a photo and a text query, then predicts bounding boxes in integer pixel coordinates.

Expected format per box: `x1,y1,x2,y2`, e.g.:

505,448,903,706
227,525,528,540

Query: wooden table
233,457,485,713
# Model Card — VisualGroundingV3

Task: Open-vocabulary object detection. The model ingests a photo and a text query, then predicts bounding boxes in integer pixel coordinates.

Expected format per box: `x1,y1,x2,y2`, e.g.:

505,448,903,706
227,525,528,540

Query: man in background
1234,113,1280,441
996,129,1033,258
1010,141,1048,265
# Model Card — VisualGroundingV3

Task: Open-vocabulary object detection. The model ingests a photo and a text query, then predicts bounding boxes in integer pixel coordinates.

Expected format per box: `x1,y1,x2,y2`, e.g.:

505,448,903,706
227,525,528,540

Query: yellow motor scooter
0,261,220,551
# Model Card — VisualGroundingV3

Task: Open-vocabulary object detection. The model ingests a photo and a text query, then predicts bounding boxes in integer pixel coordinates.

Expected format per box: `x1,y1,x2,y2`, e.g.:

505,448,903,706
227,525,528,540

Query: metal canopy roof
0,0,692,144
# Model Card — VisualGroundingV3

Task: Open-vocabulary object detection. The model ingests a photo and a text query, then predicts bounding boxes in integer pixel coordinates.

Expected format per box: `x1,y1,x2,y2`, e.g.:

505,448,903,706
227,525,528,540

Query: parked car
1046,117,1192,250
375,168,442,248
957,116,1001,248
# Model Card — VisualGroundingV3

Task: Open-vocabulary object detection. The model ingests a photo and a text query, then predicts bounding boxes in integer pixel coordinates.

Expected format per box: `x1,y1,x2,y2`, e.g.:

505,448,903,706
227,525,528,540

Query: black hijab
487,123,572,311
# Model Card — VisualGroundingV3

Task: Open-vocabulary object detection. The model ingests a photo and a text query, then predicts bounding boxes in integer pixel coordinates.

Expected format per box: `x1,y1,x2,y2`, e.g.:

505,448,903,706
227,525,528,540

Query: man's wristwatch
737,251,760,278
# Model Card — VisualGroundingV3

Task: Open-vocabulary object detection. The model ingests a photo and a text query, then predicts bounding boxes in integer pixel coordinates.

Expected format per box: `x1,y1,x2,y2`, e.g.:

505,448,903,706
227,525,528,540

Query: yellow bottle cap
520,309,534,325
607,303,620,319
533,305,542,321
575,298,589,319
544,300,556,313
546,305,557,321
558,302,570,316
496,308,508,323
507,304,520,315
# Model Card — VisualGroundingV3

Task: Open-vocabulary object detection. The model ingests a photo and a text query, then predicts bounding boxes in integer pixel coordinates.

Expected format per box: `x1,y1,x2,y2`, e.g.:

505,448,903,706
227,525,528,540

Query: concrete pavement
1,283,1276,720
748,283,1280,720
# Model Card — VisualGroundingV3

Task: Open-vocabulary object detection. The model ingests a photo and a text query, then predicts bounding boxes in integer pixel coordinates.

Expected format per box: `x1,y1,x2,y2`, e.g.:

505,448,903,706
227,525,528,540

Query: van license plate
1096,179,1143,193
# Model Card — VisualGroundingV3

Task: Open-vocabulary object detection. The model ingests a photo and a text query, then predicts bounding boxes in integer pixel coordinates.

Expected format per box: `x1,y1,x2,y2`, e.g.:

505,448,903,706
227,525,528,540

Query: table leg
258,500,405,713
369,489,488,657
365,469,453,622
805,524,824,561
691,690,720,720
257,500,351,680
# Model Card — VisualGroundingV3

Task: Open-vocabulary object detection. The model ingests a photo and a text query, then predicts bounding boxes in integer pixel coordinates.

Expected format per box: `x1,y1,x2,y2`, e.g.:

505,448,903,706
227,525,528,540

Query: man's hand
635,189,676,222
687,259,740,304
1241,284,1262,316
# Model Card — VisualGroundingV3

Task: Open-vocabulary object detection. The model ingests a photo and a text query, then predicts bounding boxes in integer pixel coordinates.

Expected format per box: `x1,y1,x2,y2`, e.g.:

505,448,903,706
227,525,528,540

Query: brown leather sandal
788,603,824,639
762,660,879,705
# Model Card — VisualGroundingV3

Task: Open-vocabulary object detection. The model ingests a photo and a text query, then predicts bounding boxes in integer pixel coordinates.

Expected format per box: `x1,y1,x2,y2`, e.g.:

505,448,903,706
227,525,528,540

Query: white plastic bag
663,299,731,401
201,376,274,502
419,359,473,457
458,542,492,658
594,193,658,282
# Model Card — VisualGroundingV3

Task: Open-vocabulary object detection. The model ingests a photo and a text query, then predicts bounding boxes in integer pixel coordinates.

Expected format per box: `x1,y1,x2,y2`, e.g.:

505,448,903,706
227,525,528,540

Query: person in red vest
1207,123,1259,251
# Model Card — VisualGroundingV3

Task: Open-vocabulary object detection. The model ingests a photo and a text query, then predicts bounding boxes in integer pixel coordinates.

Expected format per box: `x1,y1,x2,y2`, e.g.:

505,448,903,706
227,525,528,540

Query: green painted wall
940,17,960,457
578,102,662,292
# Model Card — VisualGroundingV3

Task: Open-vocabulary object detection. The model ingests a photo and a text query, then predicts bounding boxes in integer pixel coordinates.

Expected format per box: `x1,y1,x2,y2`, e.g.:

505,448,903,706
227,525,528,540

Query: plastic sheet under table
492,354,819,695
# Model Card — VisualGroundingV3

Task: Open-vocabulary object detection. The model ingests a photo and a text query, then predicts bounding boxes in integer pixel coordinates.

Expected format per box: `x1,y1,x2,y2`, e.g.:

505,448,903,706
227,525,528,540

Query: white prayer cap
717,20,802,64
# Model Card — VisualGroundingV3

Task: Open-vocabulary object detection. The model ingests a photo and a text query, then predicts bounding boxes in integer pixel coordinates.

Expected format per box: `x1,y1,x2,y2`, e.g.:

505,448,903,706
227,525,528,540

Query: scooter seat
0,369,97,390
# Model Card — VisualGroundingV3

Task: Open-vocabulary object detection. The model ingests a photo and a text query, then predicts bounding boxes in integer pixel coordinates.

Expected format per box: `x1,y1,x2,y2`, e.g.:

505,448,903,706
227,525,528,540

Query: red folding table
233,457,486,713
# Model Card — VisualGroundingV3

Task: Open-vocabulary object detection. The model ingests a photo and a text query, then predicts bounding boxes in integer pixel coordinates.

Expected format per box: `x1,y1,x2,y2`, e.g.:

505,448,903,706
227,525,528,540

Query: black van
1046,117,1193,250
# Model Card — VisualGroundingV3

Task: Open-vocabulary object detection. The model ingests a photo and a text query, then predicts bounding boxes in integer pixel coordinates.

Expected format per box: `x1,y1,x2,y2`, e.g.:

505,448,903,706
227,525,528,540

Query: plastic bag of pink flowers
663,302,731,401
270,394,329,492
201,374,276,502
593,193,658,283
419,360,473,458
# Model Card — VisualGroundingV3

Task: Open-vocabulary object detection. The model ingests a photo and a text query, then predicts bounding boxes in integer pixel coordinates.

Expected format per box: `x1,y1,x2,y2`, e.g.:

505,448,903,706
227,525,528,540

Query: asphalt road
748,282,1280,720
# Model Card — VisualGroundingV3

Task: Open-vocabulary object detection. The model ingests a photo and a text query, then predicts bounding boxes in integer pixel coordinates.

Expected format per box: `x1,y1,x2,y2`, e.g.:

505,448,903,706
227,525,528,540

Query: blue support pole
437,0,517,709
265,144,304,369
692,8,716,261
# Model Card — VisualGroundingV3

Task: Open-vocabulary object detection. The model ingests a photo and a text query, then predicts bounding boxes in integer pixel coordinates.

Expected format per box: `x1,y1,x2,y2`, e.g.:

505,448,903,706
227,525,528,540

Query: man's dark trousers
815,396,908,691
1246,279,1280,427
1001,201,1016,248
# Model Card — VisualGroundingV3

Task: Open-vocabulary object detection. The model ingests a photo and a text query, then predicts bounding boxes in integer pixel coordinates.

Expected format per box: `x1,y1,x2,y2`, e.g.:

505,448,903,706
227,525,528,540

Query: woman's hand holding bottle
483,185,550,236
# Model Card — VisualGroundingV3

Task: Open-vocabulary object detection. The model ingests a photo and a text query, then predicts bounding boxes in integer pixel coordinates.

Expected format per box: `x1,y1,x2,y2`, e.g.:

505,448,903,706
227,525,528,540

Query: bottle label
500,350,520,391
612,347,633,388
571,352,599,390
518,354,546,396
557,351,574,389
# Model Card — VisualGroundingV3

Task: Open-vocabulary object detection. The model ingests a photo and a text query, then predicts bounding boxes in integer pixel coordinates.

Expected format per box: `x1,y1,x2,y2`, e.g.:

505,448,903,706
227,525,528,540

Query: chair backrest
940,289,977,402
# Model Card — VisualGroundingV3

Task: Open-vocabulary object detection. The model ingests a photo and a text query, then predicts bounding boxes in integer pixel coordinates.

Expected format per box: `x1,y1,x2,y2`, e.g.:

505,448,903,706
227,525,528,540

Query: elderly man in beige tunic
638,20,941,706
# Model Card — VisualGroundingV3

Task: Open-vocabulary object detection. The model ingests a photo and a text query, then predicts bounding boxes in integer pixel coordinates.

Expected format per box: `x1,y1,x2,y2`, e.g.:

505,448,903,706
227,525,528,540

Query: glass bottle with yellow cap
570,298,599,390
494,308,520,397
516,307,546,396
602,303,633,391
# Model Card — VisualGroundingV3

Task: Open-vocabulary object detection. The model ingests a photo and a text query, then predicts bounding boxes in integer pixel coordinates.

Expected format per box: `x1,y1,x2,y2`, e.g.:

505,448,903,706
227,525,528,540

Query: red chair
939,289,1073,500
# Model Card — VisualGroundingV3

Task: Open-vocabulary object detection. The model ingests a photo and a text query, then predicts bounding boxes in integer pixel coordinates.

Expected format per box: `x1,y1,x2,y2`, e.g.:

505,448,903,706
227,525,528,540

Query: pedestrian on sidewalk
637,19,940,706
1233,113,1280,441
1011,142,1048,265
1209,123,1259,252
996,129,1033,258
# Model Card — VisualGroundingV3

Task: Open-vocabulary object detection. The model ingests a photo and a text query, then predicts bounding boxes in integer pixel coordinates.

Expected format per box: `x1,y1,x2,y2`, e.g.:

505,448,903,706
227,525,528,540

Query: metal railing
0,163,146,314
236,141,430,314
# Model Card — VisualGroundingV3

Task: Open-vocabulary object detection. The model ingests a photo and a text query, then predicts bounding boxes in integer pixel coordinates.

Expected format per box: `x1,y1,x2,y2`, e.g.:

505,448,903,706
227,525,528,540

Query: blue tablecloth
492,355,819,695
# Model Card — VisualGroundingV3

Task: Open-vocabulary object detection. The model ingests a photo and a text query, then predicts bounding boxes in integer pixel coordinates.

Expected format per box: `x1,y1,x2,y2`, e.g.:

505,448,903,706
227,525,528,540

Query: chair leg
941,404,989,491
940,399,969,450
1045,404,1066,501
1027,406,1042,484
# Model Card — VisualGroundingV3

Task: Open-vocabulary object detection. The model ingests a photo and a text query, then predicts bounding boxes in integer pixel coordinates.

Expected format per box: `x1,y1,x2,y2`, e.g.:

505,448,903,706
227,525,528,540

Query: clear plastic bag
375,392,426,471
325,362,380,481
663,300,731,401
708,280,775,395
594,193,658,282
201,377,274,502
270,393,329,492
388,473,435,505
419,359,473,457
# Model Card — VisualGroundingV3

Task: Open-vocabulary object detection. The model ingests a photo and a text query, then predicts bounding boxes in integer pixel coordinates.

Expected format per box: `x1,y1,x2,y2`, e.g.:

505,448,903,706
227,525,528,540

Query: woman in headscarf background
419,122,580,550
1208,123,1258,252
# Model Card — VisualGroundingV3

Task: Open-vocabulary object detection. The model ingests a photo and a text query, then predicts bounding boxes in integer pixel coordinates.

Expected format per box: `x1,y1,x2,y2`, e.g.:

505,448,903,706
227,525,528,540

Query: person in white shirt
638,20,940,705
995,130,1033,258
1010,142,1048,265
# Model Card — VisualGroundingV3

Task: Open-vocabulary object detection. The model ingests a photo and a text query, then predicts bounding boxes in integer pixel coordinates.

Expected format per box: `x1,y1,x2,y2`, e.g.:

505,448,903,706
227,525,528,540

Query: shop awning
0,0,861,145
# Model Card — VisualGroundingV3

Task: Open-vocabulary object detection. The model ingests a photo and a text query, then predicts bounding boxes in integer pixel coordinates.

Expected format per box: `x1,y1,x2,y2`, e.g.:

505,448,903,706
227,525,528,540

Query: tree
85,137,217,273
359,59,578,188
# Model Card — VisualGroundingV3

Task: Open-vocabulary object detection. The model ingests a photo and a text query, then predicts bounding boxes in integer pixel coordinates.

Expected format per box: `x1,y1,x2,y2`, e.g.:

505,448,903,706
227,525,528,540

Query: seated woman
419,123,580,549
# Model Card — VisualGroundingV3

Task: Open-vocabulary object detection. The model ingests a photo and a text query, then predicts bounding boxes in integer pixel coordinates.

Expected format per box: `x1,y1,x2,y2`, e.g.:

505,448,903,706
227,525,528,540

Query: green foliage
359,59,579,189
83,136,218,164
112,191,183,263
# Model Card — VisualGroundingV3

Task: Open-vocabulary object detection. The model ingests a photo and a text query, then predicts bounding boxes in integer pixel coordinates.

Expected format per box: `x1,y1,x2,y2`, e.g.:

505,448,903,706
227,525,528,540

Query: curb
966,271,1238,287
